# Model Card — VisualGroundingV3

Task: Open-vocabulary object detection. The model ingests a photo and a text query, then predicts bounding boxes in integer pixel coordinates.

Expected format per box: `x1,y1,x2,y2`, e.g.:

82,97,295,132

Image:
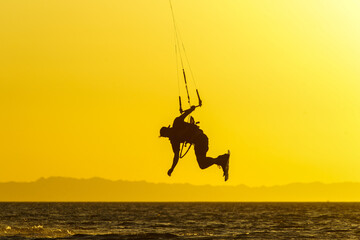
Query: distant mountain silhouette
1,177,360,201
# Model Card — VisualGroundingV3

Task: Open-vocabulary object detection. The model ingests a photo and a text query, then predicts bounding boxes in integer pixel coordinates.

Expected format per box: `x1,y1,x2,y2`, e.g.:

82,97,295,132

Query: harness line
169,0,202,158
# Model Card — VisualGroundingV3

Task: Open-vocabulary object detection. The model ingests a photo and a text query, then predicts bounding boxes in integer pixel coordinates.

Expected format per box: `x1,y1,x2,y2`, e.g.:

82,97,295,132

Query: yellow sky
1,0,360,187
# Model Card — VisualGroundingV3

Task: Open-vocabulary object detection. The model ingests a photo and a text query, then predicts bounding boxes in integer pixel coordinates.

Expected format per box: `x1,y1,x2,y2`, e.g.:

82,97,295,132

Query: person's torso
171,117,202,144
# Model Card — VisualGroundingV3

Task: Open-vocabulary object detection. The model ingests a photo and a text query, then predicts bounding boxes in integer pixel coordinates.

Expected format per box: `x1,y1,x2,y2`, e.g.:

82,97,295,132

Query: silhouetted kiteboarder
160,0,230,181
160,106,230,181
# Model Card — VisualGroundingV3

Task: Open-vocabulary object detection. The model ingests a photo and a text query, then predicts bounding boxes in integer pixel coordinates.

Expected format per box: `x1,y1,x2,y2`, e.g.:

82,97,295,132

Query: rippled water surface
1,202,360,239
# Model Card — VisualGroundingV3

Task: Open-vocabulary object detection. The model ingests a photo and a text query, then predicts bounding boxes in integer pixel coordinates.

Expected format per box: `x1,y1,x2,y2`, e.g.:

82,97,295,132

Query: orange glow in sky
1,0,360,187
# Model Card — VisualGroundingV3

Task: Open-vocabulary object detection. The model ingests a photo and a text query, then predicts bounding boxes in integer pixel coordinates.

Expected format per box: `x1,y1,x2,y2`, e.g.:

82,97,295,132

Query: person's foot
223,150,230,182
219,151,230,181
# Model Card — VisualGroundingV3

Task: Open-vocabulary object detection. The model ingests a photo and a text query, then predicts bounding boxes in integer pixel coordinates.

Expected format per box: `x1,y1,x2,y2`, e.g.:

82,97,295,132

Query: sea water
1,202,360,239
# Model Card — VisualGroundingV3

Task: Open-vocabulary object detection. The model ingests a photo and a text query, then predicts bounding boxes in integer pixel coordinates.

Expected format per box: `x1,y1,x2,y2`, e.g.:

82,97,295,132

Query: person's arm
168,141,180,176
177,105,196,122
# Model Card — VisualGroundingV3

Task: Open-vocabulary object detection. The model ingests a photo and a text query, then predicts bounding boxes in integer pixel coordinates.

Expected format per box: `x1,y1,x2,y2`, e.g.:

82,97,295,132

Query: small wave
64,233,179,240
205,222,227,228
0,232,180,240
0,225,73,239
149,223,175,228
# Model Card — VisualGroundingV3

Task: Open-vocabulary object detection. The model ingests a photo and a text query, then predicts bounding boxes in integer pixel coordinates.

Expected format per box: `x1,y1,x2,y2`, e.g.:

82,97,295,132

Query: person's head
160,125,172,138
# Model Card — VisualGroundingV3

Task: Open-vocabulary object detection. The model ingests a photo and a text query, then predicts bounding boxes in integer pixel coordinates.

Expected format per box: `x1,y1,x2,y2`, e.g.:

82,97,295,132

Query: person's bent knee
198,164,207,169
197,160,208,169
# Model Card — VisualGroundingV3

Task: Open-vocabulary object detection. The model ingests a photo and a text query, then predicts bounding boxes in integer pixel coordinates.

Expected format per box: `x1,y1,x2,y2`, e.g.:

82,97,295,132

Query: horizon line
1,176,359,188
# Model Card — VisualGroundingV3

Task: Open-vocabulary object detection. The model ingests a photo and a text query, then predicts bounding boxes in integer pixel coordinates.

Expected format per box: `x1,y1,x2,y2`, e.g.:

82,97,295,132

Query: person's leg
194,134,227,169
194,133,230,181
